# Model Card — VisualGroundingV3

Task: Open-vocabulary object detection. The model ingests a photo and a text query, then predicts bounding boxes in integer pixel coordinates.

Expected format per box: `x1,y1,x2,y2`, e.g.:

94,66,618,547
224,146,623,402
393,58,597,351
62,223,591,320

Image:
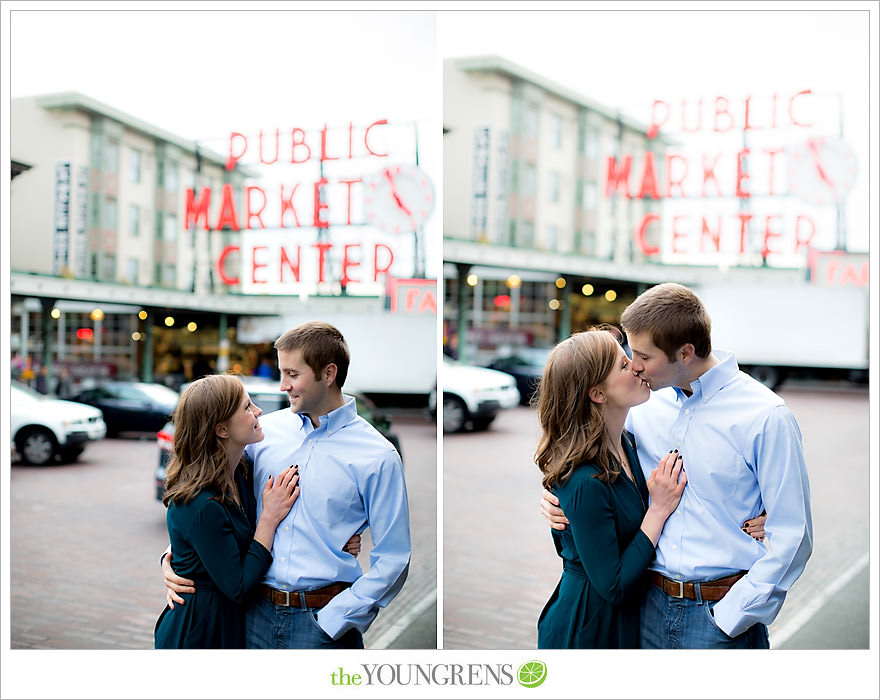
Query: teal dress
537,433,656,648
154,467,269,649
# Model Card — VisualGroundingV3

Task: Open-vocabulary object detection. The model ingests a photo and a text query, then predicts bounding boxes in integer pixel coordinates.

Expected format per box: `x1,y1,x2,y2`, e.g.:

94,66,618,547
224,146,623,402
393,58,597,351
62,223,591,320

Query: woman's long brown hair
162,374,247,507
533,329,622,491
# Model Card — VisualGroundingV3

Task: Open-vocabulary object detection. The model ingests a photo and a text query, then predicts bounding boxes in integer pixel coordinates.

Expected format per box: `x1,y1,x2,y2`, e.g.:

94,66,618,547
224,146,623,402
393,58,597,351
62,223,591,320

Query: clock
363,164,435,233
787,135,858,206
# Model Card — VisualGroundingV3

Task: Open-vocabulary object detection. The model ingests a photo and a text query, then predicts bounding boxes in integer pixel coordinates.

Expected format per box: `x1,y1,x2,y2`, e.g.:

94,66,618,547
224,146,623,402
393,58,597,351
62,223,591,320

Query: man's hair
620,282,712,361
274,321,350,388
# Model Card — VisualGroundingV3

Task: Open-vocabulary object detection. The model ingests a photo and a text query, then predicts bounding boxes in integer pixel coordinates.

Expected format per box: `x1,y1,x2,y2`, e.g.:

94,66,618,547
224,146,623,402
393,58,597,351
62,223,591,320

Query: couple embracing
535,283,813,649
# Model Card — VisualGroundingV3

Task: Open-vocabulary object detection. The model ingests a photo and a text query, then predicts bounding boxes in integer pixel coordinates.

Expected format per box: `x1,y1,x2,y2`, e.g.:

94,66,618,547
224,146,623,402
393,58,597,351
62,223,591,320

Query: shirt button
672,545,678,551
280,557,286,562
684,409,690,414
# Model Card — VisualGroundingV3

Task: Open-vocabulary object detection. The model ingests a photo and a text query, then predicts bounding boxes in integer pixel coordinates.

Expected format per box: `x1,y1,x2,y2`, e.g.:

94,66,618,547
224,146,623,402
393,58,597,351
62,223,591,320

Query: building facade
442,56,810,364
9,93,403,394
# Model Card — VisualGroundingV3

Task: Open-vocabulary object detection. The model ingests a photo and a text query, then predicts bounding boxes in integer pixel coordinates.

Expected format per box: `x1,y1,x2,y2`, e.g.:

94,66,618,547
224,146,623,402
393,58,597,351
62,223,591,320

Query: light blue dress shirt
245,395,411,640
625,350,813,637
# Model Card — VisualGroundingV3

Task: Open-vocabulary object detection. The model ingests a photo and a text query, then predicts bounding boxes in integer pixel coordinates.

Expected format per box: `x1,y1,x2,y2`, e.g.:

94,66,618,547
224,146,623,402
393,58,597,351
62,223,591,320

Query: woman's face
599,343,651,410
223,388,265,448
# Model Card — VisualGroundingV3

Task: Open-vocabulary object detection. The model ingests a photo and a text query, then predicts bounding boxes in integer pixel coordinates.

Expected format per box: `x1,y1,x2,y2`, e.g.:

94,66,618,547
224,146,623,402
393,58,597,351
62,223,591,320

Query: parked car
155,379,403,501
438,356,520,433
11,380,106,466
67,381,180,436
485,347,552,405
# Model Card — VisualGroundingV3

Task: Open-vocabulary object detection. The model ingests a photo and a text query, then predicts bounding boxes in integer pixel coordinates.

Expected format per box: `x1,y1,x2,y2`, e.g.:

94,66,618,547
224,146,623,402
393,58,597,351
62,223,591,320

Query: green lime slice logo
517,660,547,688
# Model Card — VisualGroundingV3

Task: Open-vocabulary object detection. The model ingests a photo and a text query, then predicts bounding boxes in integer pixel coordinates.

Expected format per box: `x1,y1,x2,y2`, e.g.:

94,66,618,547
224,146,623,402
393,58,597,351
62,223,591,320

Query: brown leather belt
261,582,351,609
649,571,746,601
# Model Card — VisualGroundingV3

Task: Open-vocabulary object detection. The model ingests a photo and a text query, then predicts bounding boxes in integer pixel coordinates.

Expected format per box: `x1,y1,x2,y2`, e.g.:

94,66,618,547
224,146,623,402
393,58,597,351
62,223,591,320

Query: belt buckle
280,589,292,606
670,579,685,599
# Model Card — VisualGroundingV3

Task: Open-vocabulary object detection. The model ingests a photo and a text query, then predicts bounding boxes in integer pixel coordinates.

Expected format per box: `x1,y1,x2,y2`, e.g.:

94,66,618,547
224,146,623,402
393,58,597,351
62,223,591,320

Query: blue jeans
640,582,770,649
244,595,364,649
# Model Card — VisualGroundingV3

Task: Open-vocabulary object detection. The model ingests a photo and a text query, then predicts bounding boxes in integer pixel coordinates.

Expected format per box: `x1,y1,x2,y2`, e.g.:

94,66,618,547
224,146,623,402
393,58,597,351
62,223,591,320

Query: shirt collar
297,394,358,434
688,350,738,402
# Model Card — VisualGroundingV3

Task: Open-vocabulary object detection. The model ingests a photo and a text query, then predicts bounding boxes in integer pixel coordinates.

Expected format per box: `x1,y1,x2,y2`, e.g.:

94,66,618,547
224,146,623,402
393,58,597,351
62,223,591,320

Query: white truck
693,282,870,389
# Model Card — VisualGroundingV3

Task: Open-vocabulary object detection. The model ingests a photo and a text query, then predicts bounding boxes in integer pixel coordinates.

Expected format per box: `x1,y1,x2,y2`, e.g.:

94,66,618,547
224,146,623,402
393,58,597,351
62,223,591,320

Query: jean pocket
306,610,334,643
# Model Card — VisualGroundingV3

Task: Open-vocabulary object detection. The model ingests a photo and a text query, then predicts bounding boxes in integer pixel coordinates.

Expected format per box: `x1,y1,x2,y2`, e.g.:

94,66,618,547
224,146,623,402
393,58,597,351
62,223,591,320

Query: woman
155,374,299,648
535,328,687,649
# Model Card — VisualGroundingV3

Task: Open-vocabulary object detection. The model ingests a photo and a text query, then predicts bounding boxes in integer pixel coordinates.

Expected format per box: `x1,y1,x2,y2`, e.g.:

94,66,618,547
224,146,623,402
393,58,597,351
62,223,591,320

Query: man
164,321,411,648
542,283,812,648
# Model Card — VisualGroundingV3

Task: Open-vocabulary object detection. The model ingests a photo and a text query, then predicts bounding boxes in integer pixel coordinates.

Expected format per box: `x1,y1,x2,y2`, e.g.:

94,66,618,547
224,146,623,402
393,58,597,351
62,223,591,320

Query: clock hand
383,168,414,217
806,138,835,188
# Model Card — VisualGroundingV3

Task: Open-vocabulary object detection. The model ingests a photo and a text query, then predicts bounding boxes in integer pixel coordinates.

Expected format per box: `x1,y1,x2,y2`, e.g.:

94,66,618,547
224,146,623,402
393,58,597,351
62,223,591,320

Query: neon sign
607,91,858,263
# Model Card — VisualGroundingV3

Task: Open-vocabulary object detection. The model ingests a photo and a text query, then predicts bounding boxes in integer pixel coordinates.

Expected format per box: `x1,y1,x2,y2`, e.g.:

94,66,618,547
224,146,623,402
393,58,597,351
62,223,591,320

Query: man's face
626,330,682,391
277,348,330,417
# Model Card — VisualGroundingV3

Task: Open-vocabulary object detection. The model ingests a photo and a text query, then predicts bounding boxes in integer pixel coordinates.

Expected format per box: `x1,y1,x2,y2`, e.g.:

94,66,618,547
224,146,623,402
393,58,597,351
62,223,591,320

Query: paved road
9,411,437,650
443,383,871,650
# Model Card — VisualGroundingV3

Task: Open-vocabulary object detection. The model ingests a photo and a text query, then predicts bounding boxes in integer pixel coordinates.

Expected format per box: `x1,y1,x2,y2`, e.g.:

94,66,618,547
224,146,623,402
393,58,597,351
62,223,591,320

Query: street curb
370,589,437,650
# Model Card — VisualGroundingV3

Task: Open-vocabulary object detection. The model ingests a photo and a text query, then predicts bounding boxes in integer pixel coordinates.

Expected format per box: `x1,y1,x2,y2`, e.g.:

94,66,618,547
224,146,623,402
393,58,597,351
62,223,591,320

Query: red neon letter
700,216,721,253
290,128,311,164
681,98,703,134
321,124,339,162
339,178,361,225
761,214,783,259
735,213,753,253
635,214,661,256
215,184,240,231
605,155,632,198
251,245,268,284
702,154,722,197
647,100,669,140
713,96,734,133
637,151,661,200
364,119,389,157
313,242,332,282
246,186,267,230
664,154,688,198
226,132,247,171
735,149,751,198
279,245,301,282
185,187,211,231
340,244,361,286
764,148,784,196
373,243,394,281
313,178,329,228
789,89,813,128
259,129,279,165
217,245,240,285
671,215,688,254
280,184,300,227
794,215,815,253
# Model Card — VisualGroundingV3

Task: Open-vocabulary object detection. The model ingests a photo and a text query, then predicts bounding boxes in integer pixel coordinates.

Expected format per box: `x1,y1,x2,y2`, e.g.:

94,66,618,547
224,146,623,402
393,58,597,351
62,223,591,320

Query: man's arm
317,450,411,640
711,406,813,637
161,549,195,609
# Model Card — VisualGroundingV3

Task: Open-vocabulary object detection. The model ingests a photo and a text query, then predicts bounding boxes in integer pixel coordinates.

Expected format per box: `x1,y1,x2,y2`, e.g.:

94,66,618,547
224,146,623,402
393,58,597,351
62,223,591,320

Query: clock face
787,135,858,206
364,164,435,234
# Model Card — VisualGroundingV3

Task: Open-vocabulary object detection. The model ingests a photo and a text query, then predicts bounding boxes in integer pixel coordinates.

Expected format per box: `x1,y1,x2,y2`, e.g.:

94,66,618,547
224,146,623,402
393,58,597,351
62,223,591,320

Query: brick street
442,383,870,650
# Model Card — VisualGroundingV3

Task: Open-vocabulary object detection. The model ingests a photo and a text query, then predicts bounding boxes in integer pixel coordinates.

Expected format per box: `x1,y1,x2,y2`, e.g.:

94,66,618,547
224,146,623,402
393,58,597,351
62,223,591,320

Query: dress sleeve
556,470,656,606
186,499,272,604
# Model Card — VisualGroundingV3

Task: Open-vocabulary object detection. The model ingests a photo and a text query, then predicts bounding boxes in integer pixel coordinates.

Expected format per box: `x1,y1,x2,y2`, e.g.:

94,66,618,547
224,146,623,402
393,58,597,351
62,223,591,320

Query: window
548,171,560,203
165,162,179,191
549,114,562,149
523,165,537,197
103,199,118,231
163,214,178,243
163,264,177,288
545,225,558,250
126,258,139,284
129,148,142,183
523,104,538,140
102,254,116,281
103,140,119,173
585,128,599,160
584,182,598,210
128,204,140,237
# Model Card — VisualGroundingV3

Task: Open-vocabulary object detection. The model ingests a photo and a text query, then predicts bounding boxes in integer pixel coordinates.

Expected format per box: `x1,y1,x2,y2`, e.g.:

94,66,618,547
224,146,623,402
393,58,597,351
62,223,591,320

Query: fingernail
674,449,678,453
742,527,748,532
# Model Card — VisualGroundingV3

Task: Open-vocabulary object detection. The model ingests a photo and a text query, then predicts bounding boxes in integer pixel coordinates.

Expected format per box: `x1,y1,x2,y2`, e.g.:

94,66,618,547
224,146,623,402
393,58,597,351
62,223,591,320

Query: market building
10,93,437,399
442,55,865,368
